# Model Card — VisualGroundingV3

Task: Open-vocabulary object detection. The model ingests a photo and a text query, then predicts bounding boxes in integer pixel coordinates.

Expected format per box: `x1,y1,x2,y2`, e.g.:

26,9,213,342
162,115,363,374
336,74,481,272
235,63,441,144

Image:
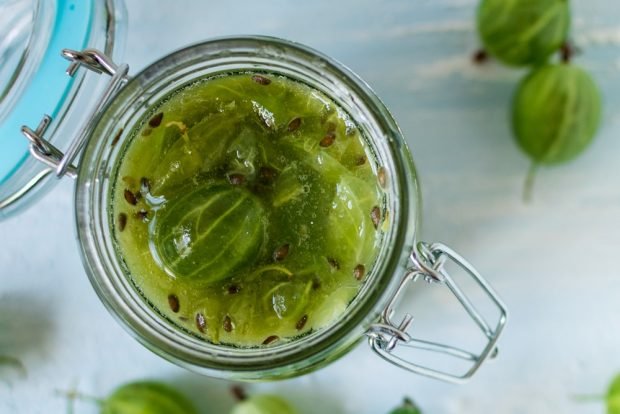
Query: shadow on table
0,292,54,382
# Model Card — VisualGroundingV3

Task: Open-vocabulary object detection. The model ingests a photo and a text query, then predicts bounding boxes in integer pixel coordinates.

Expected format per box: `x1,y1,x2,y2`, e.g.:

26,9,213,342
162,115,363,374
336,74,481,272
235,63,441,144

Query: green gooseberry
477,0,570,66
608,374,620,414
100,381,198,414
230,394,298,414
152,183,266,282
389,397,422,414
512,63,602,197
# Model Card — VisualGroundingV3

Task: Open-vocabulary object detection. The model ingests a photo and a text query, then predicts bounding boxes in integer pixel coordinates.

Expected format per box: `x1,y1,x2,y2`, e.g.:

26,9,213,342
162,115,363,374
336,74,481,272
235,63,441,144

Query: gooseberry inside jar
111,72,386,348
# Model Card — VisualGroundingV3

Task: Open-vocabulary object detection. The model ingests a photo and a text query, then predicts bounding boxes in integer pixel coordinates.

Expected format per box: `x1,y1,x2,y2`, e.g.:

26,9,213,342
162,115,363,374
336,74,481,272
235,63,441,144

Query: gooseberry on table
477,0,570,66
511,63,602,198
608,374,620,414
230,393,298,414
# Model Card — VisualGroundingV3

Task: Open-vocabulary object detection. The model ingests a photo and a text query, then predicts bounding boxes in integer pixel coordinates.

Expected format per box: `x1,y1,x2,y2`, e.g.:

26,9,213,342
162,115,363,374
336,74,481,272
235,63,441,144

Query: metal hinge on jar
21,49,129,179
367,242,508,383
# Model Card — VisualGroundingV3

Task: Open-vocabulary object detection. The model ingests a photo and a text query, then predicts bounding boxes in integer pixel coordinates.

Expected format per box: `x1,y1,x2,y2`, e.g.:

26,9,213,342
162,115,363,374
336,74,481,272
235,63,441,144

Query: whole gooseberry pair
477,0,602,199
66,381,299,414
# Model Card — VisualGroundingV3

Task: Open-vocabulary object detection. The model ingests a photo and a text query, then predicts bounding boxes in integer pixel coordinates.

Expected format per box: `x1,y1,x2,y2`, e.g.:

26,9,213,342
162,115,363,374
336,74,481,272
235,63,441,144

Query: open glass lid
0,0,125,218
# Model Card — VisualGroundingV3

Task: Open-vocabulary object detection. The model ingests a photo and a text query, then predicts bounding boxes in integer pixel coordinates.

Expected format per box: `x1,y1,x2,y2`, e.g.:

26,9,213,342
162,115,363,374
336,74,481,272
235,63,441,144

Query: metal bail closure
21,48,130,179
367,241,508,383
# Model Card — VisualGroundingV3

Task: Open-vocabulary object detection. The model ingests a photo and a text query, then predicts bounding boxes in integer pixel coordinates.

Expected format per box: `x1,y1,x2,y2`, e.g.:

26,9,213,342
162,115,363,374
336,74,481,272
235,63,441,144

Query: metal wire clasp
21,49,129,179
367,241,508,383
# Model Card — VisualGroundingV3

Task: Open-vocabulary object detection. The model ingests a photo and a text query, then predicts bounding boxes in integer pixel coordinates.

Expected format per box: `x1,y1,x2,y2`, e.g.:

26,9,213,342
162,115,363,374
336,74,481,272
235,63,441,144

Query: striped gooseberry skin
477,0,570,66
152,184,266,282
101,381,197,414
512,64,602,164
231,394,298,414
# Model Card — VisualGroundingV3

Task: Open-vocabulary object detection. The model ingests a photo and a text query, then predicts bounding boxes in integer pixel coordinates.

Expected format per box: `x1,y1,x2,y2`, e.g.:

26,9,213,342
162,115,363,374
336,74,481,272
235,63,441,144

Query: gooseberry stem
472,49,489,64
560,41,575,64
523,163,539,202
56,388,104,414
403,397,419,408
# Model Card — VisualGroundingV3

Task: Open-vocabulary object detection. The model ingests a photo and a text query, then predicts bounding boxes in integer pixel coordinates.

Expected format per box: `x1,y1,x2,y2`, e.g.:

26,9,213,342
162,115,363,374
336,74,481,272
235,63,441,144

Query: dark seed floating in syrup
111,128,123,147
273,244,290,262
262,335,280,345
370,206,381,229
196,313,207,333
140,177,151,194
168,294,180,313
353,264,366,281
117,213,127,231
378,167,387,188
356,155,367,166
251,74,271,85
228,284,241,295
327,257,340,270
223,315,234,332
141,128,152,137
258,166,277,184
319,133,336,148
287,117,302,132
296,314,308,330
148,112,164,128
124,189,138,205
135,210,148,222
312,278,321,290
228,173,245,186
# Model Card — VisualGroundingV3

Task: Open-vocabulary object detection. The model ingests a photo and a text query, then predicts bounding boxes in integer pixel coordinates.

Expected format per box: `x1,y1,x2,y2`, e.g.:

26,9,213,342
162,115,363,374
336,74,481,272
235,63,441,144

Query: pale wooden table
2,0,620,413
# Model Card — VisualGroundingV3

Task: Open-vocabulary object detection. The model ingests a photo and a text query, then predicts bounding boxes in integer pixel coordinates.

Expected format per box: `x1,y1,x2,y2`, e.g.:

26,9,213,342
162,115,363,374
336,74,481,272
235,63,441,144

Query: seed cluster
116,111,169,233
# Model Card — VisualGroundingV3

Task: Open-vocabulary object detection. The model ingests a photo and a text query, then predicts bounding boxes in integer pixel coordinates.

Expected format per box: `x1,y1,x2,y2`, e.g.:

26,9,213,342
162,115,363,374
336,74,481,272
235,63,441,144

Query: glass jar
1,16,507,382
0,0,126,217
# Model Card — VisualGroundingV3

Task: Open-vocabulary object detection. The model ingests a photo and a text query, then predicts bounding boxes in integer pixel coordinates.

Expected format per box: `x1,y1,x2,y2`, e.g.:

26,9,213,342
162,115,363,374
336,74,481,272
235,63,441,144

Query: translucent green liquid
111,73,384,347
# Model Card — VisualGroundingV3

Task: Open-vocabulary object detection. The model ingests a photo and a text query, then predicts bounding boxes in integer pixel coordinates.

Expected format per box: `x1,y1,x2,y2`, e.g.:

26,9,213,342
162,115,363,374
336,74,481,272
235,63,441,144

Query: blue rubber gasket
0,0,94,185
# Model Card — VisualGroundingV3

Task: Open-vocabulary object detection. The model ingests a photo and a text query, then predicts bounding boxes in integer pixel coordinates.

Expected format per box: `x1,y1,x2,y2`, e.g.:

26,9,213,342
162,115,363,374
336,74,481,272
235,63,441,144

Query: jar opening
77,36,419,380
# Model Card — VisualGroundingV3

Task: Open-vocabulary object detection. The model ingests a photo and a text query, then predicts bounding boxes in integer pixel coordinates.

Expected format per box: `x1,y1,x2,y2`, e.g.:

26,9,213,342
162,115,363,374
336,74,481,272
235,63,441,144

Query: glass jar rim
76,35,420,379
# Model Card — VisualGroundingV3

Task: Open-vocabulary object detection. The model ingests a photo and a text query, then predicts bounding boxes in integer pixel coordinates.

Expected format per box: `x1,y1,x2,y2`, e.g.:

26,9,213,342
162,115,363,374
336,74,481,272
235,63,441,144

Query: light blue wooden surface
2,0,620,412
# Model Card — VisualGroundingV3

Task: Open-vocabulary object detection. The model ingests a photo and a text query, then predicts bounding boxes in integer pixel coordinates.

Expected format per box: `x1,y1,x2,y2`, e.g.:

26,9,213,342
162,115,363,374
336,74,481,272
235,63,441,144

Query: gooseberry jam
111,72,384,347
